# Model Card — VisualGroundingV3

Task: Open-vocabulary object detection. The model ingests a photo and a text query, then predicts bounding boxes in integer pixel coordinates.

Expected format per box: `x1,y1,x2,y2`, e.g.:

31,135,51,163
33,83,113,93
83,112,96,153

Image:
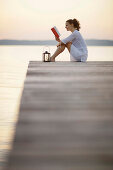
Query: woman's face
65,22,74,31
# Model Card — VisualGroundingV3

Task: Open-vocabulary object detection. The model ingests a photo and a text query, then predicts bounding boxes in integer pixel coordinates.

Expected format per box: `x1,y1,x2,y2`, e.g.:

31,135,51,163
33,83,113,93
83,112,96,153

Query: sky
0,0,113,40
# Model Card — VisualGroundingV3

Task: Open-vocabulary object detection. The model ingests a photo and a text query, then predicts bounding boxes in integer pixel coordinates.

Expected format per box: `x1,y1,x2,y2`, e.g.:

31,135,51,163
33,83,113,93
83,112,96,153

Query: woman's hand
57,42,61,47
55,36,60,42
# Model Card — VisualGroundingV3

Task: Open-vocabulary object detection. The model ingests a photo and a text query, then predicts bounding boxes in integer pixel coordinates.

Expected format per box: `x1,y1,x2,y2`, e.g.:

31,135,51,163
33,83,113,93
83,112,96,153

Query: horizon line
0,39,113,41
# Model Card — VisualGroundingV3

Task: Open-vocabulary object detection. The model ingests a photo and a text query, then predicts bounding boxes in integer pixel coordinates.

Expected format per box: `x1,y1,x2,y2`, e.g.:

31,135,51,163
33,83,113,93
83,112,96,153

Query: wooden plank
6,61,113,170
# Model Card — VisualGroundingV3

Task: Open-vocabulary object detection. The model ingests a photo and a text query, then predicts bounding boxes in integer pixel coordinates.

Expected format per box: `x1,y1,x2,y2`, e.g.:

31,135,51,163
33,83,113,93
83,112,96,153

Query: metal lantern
42,46,51,62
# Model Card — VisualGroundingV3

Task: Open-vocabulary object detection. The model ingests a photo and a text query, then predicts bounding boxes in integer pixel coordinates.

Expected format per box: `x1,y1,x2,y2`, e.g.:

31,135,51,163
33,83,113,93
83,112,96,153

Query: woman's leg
50,44,65,62
65,42,72,52
50,42,72,62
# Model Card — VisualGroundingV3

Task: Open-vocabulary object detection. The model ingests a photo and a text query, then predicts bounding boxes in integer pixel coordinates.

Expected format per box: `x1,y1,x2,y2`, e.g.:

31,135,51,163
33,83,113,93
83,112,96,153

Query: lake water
0,45,113,169
0,46,113,61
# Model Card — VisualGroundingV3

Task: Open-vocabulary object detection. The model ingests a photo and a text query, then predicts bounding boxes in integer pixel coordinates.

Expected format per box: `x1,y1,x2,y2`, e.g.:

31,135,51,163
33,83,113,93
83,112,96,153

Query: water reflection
0,54,28,169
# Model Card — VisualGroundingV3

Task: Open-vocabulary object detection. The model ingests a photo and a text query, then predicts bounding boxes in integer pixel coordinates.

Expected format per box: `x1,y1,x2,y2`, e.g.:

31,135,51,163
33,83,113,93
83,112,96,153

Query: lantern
42,46,51,62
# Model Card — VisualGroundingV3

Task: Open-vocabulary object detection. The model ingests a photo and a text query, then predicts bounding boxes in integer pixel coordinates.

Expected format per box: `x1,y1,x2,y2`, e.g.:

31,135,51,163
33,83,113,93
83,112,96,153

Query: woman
50,18,88,62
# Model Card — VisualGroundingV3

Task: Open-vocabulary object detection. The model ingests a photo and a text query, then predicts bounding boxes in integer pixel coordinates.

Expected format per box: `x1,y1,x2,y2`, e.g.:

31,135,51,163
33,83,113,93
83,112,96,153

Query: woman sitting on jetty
50,18,88,62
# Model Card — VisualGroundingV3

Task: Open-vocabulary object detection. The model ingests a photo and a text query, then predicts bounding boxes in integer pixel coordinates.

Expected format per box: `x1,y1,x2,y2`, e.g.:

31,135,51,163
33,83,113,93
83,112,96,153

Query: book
51,26,61,38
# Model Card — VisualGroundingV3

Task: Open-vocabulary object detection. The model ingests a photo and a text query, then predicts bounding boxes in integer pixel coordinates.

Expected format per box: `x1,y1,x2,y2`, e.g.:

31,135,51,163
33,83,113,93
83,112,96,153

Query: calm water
0,46,113,169
0,46,113,61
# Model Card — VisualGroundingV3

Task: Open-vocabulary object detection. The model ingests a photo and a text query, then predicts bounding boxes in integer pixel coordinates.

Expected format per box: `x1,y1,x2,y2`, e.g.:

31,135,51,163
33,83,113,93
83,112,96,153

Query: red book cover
51,26,61,38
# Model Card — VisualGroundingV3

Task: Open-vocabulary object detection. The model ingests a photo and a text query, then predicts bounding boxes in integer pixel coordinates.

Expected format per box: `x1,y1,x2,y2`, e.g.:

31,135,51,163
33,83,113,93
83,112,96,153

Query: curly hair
66,18,81,31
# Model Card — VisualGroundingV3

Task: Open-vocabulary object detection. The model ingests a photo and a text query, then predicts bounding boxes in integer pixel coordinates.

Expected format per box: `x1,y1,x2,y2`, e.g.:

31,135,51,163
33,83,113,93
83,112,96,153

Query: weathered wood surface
6,61,113,170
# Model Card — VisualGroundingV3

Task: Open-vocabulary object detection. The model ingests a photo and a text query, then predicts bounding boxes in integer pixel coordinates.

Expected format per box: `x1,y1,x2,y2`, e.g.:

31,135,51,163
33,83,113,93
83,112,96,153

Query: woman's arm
56,41,64,47
55,36,60,42
56,31,78,47
55,36,64,47
61,31,78,44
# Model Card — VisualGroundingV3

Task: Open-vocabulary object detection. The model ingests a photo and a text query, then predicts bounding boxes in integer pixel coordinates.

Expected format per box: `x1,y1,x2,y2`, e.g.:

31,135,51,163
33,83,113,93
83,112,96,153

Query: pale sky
0,0,113,40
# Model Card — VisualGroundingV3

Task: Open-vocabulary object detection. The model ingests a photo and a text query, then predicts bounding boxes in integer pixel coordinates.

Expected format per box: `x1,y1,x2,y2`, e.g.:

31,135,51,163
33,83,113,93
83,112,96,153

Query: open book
51,26,61,38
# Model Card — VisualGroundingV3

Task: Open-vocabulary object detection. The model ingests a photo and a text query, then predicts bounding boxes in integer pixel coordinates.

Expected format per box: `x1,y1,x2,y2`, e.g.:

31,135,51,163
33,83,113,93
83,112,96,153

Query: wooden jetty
6,61,113,170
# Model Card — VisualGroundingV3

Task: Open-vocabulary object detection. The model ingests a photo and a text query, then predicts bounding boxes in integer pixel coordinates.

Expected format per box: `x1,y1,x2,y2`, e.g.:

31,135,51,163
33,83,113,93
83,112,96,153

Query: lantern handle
43,46,50,53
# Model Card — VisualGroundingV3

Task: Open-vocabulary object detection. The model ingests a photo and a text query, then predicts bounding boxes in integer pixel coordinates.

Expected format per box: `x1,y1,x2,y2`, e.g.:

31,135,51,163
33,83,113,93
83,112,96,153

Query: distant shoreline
0,39,113,46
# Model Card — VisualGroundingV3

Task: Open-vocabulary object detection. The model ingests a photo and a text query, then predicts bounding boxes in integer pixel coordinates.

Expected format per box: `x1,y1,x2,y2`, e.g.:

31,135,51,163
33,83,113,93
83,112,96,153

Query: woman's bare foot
50,57,55,62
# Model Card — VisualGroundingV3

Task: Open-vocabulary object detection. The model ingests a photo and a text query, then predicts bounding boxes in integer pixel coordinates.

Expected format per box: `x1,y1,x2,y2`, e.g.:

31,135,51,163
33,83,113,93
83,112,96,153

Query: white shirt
61,30,88,62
